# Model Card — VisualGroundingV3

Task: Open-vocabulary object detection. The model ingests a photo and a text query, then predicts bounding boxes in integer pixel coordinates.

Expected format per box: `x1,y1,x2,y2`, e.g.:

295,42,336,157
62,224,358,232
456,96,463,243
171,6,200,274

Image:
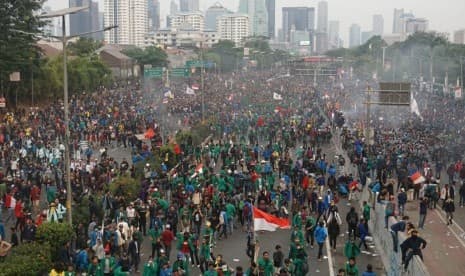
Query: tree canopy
122,46,168,68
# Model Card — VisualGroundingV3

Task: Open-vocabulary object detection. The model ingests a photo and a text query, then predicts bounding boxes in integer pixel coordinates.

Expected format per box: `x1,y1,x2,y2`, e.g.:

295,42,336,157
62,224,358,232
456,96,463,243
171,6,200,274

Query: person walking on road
418,198,428,229
346,207,359,240
314,221,328,261
358,218,369,251
345,257,359,276
443,198,455,225
397,188,407,216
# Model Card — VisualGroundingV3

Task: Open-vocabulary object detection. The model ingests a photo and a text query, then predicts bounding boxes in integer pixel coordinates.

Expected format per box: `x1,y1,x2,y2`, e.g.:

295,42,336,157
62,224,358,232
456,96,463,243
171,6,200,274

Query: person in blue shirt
362,264,376,276
358,218,369,250
314,221,328,261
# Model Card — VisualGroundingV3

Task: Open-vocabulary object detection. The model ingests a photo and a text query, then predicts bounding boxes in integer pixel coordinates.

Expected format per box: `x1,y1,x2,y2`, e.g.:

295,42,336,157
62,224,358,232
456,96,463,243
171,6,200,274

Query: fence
359,188,430,276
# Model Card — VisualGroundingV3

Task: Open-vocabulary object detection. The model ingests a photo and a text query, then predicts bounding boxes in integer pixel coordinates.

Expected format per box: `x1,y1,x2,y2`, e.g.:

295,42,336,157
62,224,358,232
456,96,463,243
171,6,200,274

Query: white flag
185,86,195,95
410,94,423,121
164,90,173,99
273,92,283,100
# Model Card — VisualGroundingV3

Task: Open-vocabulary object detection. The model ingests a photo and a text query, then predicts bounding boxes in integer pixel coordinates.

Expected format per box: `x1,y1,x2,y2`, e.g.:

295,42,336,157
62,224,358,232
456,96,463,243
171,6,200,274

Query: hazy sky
45,0,465,47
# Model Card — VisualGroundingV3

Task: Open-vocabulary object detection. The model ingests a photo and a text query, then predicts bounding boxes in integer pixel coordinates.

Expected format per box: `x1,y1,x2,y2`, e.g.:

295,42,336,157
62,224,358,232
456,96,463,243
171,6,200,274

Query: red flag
144,128,155,139
257,116,265,127
253,207,290,231
173,143,181,155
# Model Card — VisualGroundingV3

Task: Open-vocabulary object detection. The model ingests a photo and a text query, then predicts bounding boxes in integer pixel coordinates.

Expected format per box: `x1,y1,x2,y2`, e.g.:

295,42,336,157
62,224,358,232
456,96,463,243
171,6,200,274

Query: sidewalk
404,201,465,276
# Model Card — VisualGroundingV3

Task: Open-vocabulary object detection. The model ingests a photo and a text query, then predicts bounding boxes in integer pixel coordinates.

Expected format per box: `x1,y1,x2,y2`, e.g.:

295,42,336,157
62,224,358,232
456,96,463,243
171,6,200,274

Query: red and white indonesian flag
192,83,200,90
410,171,425,185
253,207,290,231
190,163,203,178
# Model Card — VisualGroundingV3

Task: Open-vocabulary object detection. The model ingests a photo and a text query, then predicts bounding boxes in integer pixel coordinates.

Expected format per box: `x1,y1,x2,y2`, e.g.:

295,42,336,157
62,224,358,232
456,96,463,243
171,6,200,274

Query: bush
109,176,141,202
0,242,53,275
36,223,75,261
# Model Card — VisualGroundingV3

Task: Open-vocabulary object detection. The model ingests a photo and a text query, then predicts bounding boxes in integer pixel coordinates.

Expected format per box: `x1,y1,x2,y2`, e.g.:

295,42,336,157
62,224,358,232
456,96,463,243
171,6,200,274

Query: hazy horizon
45,0,465,47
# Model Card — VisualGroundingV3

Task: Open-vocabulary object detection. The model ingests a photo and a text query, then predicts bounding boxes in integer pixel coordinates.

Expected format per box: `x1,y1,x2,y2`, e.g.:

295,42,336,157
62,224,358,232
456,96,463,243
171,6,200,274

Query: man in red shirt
30,184,40,212
161,224,175,259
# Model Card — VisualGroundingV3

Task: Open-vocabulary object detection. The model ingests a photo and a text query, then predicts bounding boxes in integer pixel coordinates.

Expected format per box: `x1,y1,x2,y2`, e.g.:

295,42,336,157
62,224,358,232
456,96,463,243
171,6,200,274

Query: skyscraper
405,18,428,34
372,14,384,36
205,2,231,31
69,0,101,39
238,0,268,37
148,0,160,31
393,8,404,34
282,7,315,44
316,1,328,53
265,0,275,38
104,0,147,46
180,0,199,12
349,24,361,48
328,20,340,49
170,0,179,15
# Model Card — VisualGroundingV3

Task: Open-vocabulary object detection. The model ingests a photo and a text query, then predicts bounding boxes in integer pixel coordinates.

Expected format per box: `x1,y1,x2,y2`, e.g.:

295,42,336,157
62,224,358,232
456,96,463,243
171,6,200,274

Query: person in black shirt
401,229,427,270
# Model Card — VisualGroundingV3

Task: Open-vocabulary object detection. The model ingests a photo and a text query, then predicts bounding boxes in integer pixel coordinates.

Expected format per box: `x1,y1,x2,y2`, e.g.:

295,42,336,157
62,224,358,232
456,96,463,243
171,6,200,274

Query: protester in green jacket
257,251,274,276
345,257,359,276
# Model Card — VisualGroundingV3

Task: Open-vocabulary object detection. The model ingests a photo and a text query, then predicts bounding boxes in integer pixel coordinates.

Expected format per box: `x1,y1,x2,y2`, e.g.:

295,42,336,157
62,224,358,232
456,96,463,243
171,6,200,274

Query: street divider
359,188,430,276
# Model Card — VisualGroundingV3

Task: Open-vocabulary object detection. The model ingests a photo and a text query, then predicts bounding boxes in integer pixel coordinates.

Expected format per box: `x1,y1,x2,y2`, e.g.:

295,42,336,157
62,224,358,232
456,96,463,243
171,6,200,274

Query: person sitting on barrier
390,216,409,252
400,229,427,271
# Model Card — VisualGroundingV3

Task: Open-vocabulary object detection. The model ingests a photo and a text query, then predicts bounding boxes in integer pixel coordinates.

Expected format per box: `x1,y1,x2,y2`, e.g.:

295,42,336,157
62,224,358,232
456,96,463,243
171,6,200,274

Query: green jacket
142,261,157,276
345,263,359,276
204,270,218,276
87,263,104,276
225,203,236,219
148,228,161,244
292,214,302,229
173,259,189,275
257,258,274,276
363,205,371,221
344,241,361,260
99,256,117,273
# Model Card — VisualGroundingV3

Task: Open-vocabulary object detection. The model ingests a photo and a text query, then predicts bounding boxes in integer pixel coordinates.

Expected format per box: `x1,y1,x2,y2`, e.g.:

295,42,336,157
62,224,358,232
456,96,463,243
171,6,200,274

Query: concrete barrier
360,188,430,276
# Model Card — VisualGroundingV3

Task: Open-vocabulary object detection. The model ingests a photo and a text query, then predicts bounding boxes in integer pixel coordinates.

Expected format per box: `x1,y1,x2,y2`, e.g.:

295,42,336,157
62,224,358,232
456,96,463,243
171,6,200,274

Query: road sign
144,67,163,78
186,60,215,69
377,82,411,106
169,68,189,77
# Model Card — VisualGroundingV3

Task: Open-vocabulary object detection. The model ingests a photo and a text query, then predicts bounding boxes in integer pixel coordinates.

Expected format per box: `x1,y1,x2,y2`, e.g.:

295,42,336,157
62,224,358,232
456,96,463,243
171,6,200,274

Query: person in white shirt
126,203,136,225
92,238,105,260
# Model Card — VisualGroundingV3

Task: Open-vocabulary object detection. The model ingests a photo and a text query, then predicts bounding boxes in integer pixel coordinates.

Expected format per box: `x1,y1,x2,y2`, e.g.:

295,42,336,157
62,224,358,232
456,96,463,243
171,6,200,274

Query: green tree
123,46,168,68
36,222,75,261
0,0,44,76
109,176,141,202
68,37,103,57
0,242,53,275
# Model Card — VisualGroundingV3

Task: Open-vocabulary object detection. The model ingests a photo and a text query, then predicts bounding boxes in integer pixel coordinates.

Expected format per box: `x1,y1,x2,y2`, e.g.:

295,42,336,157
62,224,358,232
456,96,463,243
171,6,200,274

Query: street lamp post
39,6,117,225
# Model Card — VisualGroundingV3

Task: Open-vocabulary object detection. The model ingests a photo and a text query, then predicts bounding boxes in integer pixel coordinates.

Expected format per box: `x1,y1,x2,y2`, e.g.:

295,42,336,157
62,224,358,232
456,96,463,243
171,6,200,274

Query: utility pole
200,42,205,123
365,86,371,146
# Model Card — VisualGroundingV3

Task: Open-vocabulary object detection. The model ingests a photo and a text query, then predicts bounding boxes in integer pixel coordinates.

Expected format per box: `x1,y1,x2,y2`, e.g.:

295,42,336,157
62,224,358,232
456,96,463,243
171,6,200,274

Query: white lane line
434,209,465,249
325,236,335,276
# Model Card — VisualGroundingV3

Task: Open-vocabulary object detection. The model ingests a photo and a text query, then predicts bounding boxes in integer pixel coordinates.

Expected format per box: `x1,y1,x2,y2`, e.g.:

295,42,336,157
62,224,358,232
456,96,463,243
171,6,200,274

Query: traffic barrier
359,188,430,276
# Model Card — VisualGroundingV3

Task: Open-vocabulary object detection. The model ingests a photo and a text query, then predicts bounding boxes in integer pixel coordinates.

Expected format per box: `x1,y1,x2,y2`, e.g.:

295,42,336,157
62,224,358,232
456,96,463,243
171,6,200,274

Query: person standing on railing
401,229,427,271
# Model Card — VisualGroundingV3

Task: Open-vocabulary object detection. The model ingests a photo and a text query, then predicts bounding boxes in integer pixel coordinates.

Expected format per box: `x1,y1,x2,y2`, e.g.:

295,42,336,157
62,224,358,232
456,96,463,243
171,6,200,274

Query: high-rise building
104,0,147,46
349,24,361,48
317,1,328,33
170,0,179,15
205,2,231,31
169,12,204,32
217,14,249,46
148,0,160,31
282,7,315,45
405,18,428,34
238,0,268,37
265,0,275,38
180,0,199,12
316,1,328,53
393,8,404,34
454,29,465,44
372,14,384,36
328,20,340,49
69,0,101,39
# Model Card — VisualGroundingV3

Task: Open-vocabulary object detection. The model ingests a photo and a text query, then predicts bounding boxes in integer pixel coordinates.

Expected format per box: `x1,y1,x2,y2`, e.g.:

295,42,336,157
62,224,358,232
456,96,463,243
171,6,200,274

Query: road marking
325,236,335,276
434,209,465,249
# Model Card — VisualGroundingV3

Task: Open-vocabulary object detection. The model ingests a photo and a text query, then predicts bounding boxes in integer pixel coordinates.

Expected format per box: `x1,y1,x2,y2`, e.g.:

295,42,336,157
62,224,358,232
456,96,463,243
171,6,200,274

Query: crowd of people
2,63,454,276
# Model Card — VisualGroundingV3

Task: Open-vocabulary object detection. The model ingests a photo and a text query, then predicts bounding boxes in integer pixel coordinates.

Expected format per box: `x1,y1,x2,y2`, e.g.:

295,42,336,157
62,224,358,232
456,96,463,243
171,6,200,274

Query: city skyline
45,0,465,47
